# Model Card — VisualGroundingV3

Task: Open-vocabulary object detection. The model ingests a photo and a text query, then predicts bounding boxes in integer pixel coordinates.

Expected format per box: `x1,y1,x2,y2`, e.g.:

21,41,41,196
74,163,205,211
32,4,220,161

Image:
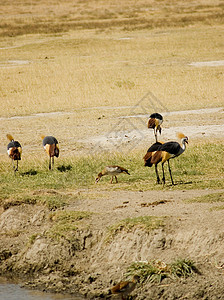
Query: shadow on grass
21,169,38,176
176,181,193,185
57,164,72,172
164,181,193,187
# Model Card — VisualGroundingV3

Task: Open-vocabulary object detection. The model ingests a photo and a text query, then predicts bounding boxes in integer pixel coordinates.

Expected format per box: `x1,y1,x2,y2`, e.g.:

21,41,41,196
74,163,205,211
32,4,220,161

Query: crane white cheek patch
44,144,50,152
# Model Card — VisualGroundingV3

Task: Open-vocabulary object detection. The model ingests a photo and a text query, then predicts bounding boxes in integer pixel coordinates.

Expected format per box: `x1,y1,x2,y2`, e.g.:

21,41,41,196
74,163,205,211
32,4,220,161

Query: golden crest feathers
6,134,14,141
176,132,186,140
41,135,45,140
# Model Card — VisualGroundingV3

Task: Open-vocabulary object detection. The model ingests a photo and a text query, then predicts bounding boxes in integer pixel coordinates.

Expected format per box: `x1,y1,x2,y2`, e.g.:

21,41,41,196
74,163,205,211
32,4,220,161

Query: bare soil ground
1,185,224,299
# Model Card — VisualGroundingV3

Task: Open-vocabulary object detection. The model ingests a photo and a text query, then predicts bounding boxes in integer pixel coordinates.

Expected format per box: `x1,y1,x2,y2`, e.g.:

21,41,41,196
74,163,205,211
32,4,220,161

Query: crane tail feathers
143,152,153,167
151,151,162,164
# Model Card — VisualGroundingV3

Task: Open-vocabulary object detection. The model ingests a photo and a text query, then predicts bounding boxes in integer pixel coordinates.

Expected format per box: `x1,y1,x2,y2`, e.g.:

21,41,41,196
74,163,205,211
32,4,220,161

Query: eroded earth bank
1,188,224,299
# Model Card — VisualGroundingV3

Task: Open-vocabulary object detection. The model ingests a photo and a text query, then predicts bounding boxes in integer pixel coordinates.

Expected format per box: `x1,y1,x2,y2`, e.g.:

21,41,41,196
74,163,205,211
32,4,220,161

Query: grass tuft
126,258,199,283
29,234,39,245
37,193,67,210
47,210,93,241
170,258,200,278
211,205,224,211
106,216,165,242
186,192,224,204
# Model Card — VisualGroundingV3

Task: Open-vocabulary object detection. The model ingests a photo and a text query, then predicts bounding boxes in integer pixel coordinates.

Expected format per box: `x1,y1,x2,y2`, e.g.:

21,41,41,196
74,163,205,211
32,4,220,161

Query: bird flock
6,134,59,172
96,112,188,185
6,112,188,186
6,114,188,299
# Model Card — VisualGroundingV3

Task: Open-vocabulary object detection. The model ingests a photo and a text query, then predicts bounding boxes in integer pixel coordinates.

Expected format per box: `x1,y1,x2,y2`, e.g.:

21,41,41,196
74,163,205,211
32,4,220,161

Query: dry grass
0,1,223,118
0,0,223,37
0,0,223,164
0,27,223,117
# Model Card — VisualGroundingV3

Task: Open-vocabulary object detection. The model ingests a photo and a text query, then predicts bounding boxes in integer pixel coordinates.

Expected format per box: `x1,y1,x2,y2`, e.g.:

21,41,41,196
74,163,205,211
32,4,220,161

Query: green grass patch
35,193,68,210
1,190,69,211
186,192,224,204
2,196,37,210
125,258,199,283
47,210,93,241
170,259,199,279
28,234,39,245
0,142,223,204
106,216,165,242
211,205,224,211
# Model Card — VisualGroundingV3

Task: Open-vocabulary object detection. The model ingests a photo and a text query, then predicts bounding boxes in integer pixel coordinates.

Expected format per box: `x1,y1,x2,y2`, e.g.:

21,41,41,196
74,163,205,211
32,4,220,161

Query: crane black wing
146,142,163,153
158,141,181,155
149,113,163,121
7,141,22,150
43,136,58,146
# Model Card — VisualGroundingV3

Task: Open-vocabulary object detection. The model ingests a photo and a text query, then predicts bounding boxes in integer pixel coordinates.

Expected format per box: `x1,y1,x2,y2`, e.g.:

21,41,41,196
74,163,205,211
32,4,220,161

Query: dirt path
0,106,223,156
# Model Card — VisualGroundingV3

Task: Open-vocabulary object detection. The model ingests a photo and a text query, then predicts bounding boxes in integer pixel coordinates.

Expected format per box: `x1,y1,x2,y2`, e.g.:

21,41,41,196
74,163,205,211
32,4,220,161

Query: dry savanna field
0,1,224,299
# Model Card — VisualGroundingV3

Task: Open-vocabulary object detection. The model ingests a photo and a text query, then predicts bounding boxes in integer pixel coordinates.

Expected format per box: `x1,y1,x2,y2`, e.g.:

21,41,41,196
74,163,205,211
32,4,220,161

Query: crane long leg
161,162,165,185
11,160,18,172
15,160,18,172
155,164,160,184
167,160,174,185
49,157,51,170
115,175,118,183
52,156,54,170
110,176,113,184
11,159,14,171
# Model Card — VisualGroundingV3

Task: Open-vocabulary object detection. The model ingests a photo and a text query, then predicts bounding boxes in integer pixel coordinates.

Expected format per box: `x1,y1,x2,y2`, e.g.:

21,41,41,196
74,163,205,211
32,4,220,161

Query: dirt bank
1,188,224,299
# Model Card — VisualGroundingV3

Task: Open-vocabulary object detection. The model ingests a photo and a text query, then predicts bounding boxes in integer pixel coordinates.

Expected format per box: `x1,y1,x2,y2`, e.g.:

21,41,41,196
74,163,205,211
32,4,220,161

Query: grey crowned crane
145,133,188,185
143,141,163,184
148,113,163,142
95,166,130,184
41,135,59,170
6,134,22,172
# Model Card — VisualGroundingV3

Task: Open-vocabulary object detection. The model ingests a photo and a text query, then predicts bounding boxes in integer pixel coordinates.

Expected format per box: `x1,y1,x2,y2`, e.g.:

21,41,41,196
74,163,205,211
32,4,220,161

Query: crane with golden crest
147,112,163,142
6,134,22,173
144,133,188,185
41,135,59,170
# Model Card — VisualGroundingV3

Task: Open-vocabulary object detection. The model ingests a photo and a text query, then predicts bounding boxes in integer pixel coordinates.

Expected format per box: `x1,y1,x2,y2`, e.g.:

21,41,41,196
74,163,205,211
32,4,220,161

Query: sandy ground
0,105,223,157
